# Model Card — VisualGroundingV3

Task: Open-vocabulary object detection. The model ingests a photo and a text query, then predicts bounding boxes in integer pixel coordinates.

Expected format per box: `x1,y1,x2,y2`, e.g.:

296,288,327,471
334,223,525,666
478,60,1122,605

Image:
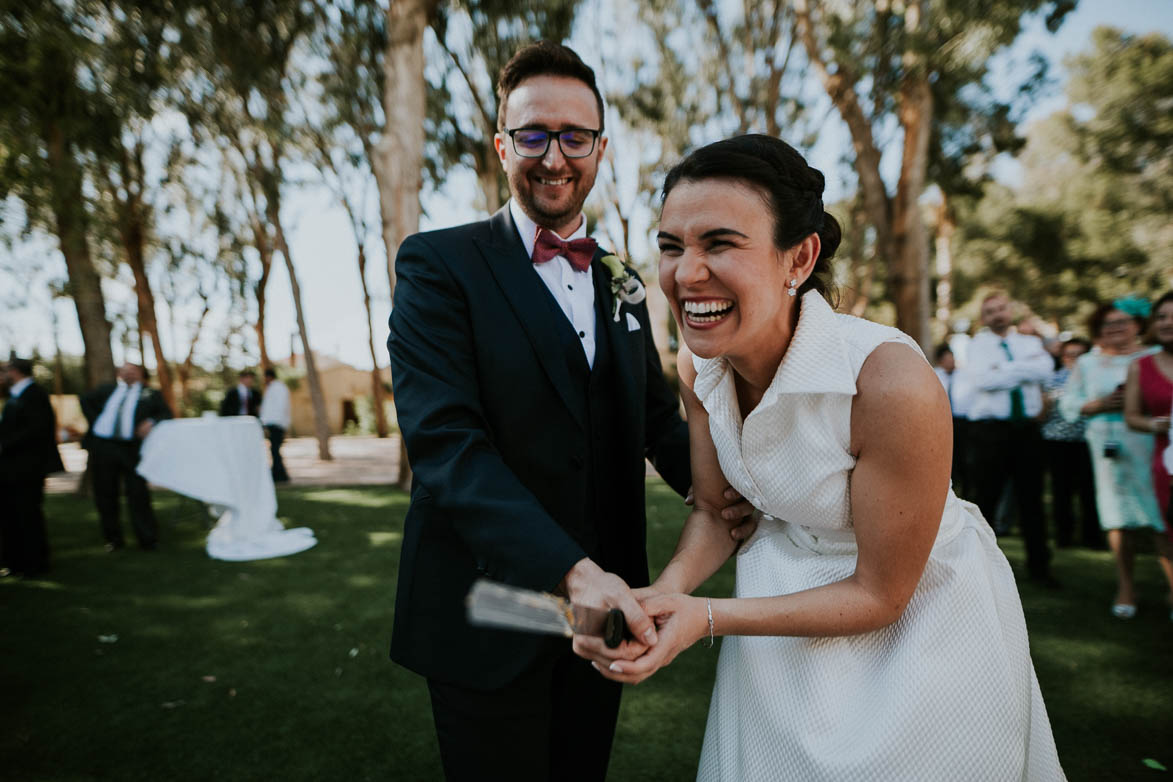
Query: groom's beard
510,166,598,233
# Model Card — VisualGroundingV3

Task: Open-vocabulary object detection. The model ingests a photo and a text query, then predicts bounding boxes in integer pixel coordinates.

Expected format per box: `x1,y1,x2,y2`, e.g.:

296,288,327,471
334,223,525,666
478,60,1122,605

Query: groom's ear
493,133,508,166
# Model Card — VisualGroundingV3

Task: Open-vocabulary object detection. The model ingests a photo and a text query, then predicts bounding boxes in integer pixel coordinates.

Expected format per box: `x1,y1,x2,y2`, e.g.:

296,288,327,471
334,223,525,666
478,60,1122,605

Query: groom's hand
687,485,758,542
562,558,658,668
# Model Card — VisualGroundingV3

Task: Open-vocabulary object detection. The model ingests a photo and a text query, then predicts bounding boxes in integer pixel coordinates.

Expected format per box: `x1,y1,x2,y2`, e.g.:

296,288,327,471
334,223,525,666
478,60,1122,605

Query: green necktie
1000,340,1025,421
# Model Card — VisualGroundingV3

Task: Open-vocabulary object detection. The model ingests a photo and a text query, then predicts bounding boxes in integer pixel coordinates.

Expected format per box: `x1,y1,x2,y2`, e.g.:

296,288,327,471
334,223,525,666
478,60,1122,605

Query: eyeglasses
504,128,601,158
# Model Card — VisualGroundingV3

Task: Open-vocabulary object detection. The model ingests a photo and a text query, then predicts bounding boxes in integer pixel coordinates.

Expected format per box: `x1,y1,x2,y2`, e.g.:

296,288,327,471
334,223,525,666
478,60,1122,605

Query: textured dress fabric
692,292,1065,782
1059,347,1164,533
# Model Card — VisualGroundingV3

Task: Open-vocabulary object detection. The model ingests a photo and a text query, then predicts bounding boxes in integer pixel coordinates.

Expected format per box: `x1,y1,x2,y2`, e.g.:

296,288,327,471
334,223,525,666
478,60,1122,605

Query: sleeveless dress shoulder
692,292,1065,781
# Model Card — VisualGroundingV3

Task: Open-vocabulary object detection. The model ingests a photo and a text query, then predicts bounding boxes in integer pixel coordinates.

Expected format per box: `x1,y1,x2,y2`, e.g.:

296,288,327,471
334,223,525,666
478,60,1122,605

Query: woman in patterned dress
1060,300,1169,618
579,135,1064,781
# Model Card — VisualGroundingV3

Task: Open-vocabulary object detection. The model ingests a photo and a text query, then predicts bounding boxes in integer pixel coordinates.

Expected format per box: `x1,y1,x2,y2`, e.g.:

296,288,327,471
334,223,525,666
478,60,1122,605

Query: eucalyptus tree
426,0,579,214
952,26,1173,330
87,1,197,414
0,0,116,387
793,0,1074,348
293,77,391,438
181,0,333,458
585,0,816,269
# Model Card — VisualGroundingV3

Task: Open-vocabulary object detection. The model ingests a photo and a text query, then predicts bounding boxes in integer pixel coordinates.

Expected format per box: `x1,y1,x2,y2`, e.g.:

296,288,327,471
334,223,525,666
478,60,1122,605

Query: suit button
571,456,584,468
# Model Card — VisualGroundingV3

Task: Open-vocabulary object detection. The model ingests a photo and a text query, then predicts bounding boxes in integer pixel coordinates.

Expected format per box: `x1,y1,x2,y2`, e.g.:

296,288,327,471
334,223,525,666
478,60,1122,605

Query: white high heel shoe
1111,603,1137,619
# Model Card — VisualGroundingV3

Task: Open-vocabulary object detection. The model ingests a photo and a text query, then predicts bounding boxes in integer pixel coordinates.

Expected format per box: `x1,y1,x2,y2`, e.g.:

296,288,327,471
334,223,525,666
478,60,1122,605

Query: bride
578,135,1065,780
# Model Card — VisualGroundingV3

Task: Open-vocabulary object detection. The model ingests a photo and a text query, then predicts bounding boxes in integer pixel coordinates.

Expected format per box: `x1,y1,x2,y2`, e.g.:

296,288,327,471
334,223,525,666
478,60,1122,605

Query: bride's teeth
683,300,733,315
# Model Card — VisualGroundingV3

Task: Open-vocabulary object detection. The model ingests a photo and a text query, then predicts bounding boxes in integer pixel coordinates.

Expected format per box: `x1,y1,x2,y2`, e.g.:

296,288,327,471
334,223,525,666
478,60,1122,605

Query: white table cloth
137,416,316,561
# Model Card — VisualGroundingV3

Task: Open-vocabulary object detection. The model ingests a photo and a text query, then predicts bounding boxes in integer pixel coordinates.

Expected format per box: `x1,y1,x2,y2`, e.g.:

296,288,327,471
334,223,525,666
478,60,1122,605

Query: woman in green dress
1061,299,1172,618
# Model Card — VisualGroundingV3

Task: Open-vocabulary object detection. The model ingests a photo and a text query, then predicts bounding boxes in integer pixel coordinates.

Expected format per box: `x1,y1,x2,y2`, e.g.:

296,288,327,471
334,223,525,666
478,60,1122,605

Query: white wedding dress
693,293,1065,781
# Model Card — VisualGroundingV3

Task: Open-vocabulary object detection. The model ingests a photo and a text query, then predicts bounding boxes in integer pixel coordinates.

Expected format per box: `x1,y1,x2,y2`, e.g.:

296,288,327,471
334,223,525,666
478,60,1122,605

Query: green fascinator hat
1113,296,1151,319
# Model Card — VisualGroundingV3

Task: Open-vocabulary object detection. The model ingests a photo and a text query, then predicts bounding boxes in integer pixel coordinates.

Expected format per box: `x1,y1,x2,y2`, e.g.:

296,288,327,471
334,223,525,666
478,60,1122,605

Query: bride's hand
590,594,708,685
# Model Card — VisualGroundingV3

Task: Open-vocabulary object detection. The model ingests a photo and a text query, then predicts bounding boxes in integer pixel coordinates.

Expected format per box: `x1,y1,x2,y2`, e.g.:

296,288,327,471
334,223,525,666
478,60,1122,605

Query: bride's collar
693,291,856,410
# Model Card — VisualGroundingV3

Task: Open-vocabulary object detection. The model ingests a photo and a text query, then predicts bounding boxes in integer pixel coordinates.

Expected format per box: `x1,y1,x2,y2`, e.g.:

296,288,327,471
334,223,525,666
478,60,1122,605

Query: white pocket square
625,312,641,332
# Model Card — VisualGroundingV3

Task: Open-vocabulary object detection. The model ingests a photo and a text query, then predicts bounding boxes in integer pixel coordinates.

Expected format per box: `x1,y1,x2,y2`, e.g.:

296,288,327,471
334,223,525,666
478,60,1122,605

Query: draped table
137,416,316,561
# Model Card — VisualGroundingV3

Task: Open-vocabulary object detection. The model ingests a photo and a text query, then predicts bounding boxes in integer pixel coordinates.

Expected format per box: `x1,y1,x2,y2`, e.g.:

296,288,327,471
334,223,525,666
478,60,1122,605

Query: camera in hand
1103,440,1121,459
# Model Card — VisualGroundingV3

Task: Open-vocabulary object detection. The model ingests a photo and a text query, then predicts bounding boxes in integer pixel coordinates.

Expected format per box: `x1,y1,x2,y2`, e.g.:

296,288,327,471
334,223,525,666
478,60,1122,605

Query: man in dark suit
81,363,172,551
387,41,749,782
218,370,261,417
0,358,64,577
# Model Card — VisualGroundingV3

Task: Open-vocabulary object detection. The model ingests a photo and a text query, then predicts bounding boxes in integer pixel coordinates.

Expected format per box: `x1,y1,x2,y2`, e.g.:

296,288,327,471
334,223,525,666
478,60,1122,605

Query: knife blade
466,578,630,648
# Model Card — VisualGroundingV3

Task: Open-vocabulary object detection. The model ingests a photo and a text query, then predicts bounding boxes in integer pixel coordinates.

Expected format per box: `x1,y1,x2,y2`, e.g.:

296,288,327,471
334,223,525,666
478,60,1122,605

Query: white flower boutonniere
600,254,646,321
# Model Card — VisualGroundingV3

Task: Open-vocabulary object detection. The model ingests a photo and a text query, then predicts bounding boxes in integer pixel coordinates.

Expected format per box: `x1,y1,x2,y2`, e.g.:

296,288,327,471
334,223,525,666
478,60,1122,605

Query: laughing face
494,75,606,237
658,179,808,367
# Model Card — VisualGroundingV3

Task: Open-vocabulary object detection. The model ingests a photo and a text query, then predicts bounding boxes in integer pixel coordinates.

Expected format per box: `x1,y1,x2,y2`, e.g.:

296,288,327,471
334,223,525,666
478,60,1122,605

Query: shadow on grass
2,482,1170,781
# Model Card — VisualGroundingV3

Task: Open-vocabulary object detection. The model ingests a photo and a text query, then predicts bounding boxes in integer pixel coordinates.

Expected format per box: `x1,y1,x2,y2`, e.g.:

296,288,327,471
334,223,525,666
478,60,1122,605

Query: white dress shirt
92,381,143,439
965,329,1053,420
8,377,33,399
934,367,975,419
509,199,597,368
259,380,291,429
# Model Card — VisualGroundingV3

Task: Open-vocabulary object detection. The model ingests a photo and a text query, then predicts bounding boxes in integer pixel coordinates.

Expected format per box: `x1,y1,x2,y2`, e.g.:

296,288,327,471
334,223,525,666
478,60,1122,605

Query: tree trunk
357,241,389,437
934,195,956,335
45,122,114,389
796,0,934,347
376,0,435,490
269,202,332,461
178,301,210,411
251,226,274,372
477,148,502,214
121,196,177,415
890,71,933,349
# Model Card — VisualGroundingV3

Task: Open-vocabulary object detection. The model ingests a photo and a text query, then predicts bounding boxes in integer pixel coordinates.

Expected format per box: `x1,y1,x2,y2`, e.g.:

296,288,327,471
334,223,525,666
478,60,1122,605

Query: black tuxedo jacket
387,206,691,690
218,387,261,417
81,383,173,450
0,382,65,481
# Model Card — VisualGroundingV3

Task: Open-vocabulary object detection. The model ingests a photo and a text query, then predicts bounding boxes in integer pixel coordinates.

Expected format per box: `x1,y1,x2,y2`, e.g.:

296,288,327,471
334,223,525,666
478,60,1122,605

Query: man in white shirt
259,368,291,483
966,292,1057,585
80,363,172,551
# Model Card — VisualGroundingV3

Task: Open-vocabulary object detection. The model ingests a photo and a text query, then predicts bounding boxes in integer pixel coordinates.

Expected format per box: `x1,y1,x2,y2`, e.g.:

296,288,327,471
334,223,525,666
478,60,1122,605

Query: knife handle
603,608,628,649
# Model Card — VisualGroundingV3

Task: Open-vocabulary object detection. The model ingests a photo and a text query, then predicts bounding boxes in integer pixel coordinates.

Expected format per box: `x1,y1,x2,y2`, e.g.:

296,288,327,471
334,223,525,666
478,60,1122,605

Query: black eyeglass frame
503,127,602,159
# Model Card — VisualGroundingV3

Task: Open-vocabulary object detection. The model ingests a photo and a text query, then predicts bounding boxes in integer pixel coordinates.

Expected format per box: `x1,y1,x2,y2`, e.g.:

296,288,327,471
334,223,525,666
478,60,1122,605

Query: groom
388,41,715,781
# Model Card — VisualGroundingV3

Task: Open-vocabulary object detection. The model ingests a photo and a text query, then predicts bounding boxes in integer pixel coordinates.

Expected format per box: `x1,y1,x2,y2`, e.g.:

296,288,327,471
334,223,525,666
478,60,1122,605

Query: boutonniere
600,254,646,321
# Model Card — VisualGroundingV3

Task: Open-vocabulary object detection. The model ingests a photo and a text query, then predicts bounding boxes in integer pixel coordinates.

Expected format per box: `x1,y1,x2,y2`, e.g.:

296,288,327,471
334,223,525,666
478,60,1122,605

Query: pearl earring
787,279,798,297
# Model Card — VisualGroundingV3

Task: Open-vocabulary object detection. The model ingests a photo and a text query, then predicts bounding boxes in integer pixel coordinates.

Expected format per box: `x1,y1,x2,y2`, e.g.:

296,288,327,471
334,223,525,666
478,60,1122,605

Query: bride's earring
787,279,798,297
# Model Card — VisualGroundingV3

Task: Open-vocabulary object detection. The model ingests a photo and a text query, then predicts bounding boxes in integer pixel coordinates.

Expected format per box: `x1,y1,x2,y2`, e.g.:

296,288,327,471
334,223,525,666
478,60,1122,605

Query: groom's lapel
475,207,585,430
592,252,639,409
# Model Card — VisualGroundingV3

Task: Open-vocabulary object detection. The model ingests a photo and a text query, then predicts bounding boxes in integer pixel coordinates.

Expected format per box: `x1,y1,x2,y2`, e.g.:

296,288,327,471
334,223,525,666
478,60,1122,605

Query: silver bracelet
706,598,715,648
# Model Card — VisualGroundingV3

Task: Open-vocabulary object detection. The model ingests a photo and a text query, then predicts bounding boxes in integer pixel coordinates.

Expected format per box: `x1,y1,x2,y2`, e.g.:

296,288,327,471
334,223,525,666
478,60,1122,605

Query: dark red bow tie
532,228,597,272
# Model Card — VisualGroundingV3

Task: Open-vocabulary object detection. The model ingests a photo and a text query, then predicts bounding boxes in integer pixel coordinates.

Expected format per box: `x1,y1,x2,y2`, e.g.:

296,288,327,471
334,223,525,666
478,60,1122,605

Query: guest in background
1125,290,1173,547
1041,338,1101,548
967,292,1057,585
934,344,973,498
219,370,261,417
81,363,173,551
259,367,291,484
0,358,64,577
1061,299,1170,618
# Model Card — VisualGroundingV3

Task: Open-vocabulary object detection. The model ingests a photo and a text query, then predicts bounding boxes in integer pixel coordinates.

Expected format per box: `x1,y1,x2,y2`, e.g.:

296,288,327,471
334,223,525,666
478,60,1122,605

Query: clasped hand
586,589,710,686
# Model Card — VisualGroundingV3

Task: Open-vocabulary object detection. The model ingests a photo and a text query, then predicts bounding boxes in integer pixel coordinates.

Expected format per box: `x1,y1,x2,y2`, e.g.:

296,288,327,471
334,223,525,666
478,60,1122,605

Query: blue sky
5,0,1173,372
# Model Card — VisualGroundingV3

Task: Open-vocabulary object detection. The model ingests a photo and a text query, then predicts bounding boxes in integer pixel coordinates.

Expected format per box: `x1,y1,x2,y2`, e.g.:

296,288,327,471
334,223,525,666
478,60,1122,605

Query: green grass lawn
2,481,1171,781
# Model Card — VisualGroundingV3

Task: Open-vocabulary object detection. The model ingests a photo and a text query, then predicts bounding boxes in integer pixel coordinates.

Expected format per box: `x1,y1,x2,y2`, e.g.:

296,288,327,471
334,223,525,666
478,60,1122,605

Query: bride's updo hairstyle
661,134,841,301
